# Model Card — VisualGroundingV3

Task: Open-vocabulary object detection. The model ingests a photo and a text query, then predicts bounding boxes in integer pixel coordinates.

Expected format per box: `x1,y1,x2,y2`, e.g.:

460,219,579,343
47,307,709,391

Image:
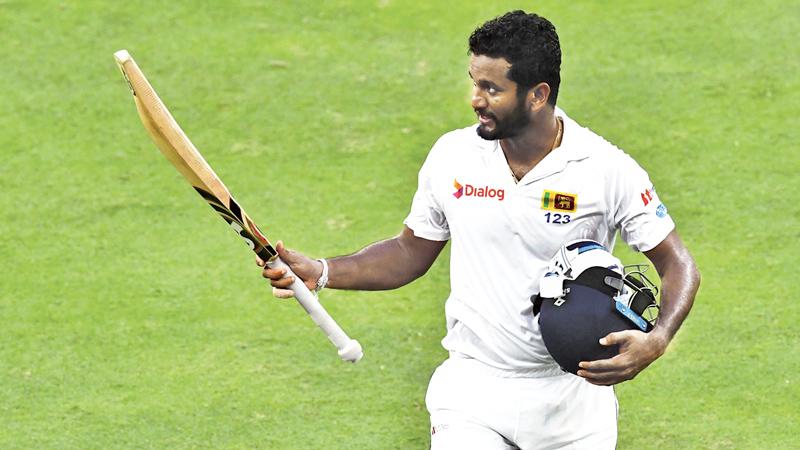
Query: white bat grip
268,258,363,362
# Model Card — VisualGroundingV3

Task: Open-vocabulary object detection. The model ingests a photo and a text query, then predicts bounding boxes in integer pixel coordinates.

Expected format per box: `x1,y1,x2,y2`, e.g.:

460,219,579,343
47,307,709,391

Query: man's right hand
256,241,323,299
257,226,446,294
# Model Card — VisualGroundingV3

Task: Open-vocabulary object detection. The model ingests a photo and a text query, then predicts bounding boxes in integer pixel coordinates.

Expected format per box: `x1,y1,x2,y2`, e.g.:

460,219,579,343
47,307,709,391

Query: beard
475,98,531,141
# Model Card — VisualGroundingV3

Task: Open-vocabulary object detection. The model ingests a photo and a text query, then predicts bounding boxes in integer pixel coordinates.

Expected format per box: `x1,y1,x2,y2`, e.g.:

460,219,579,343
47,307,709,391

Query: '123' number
544,212,571,224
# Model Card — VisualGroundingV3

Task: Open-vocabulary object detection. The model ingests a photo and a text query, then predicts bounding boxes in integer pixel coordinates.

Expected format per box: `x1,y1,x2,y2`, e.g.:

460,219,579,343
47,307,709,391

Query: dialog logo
453,179,505,201
453,180,464,199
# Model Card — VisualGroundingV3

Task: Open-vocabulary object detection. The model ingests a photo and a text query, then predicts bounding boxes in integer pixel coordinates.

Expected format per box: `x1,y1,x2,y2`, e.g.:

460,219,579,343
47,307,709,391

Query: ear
528,82,552,112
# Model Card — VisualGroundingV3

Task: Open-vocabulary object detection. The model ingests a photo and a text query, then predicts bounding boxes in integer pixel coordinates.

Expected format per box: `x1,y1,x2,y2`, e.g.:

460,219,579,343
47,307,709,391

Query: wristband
315,258,329,293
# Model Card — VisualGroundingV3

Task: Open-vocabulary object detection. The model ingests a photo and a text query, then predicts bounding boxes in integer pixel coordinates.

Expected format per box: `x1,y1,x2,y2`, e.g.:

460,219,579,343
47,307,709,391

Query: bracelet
315,258,329,293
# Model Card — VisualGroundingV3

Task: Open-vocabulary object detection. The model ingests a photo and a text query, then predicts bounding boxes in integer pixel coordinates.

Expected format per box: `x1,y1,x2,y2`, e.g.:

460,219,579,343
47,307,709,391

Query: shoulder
558,109,646,175
424,125,494,166
432,125,490,152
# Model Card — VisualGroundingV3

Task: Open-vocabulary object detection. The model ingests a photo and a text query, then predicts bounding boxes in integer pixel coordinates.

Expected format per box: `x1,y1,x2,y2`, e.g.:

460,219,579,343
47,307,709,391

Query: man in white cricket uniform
410,109,675,448
262,10,699,450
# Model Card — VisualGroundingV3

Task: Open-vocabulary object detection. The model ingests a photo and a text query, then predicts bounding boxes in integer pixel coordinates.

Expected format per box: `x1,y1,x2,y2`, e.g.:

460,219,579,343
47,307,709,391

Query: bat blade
114,49,276,262
114,49,363,362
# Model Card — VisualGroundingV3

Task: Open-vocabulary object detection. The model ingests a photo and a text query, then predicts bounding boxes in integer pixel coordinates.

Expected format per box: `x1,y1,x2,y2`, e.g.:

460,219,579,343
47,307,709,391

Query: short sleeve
403,141,451,241
612,155,675,252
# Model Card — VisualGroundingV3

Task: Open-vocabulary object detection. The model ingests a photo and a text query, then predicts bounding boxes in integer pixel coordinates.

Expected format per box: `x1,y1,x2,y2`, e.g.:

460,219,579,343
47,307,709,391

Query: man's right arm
261,225,447,295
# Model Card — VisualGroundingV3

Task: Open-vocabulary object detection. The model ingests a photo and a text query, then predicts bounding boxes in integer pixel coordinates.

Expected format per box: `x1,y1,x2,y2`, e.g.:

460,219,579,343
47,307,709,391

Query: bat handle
267,258,363,363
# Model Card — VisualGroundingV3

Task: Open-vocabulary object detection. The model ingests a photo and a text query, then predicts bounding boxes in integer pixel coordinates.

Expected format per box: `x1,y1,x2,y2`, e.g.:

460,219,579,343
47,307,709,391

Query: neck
501,109,561,180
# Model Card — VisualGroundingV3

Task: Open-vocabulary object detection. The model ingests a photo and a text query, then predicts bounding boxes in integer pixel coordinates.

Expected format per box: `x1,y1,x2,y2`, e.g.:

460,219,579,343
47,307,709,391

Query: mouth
476,110,494,126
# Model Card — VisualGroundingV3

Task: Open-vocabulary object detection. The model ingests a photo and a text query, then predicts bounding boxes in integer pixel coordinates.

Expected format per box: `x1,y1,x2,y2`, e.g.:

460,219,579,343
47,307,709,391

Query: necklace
553,116,564,150
509,117,563,183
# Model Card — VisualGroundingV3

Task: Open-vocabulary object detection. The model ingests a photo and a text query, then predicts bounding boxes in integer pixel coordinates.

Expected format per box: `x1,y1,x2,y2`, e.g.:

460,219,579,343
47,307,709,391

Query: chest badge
541,190,577,212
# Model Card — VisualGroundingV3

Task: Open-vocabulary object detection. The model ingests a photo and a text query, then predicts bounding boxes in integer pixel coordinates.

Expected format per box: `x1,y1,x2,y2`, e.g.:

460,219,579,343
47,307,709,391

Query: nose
471,86,487,110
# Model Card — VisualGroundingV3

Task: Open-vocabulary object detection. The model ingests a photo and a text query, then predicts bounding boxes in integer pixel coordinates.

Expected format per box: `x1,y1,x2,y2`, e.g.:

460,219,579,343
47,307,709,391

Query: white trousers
426,356,617,450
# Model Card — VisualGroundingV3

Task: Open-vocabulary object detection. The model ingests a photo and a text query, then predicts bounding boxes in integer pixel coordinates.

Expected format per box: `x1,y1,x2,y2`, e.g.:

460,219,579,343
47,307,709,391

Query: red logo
641,187,655,206
453,179,505,201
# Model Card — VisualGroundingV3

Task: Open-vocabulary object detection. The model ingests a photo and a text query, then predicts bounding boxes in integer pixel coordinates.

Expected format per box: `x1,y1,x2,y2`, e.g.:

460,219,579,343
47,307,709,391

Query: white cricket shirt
404,109,675,372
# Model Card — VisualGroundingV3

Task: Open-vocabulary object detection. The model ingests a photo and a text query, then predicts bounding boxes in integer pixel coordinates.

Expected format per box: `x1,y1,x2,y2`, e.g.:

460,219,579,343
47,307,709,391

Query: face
469,54,530,140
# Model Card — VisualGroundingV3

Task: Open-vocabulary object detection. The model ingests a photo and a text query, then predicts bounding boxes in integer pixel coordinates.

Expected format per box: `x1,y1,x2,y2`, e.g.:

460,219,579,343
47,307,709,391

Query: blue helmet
532,240,659,375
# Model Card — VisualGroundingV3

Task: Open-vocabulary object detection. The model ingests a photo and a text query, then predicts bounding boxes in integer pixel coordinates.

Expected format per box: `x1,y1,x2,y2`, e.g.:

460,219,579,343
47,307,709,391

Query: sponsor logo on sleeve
453,179,505,201
541,190,577,212
656,203,668,218
641,186,656,206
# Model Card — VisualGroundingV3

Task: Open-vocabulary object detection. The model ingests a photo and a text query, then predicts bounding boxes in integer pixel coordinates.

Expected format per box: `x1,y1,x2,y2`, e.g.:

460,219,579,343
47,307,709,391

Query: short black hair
469,10,561,106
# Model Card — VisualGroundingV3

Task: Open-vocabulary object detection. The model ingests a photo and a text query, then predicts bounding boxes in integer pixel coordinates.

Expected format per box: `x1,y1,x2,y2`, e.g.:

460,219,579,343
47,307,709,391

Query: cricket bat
114,49,363,363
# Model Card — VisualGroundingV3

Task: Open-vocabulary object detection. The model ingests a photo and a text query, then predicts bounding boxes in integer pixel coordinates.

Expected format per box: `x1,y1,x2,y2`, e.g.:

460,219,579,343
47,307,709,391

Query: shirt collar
472,108,592,183
519,108,591,183
553,107,591,162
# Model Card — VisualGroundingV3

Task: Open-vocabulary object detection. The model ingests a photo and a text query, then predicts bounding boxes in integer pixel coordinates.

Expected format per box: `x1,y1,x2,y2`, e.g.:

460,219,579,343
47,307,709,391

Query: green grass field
1,1,797,448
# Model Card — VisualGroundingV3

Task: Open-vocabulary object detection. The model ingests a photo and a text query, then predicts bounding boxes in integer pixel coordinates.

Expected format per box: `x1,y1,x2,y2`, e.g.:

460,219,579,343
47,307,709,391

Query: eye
488,87,497,95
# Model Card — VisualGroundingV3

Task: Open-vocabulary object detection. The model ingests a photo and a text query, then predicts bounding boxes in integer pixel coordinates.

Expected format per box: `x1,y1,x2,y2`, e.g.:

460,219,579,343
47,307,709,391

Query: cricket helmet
532,240,659,375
